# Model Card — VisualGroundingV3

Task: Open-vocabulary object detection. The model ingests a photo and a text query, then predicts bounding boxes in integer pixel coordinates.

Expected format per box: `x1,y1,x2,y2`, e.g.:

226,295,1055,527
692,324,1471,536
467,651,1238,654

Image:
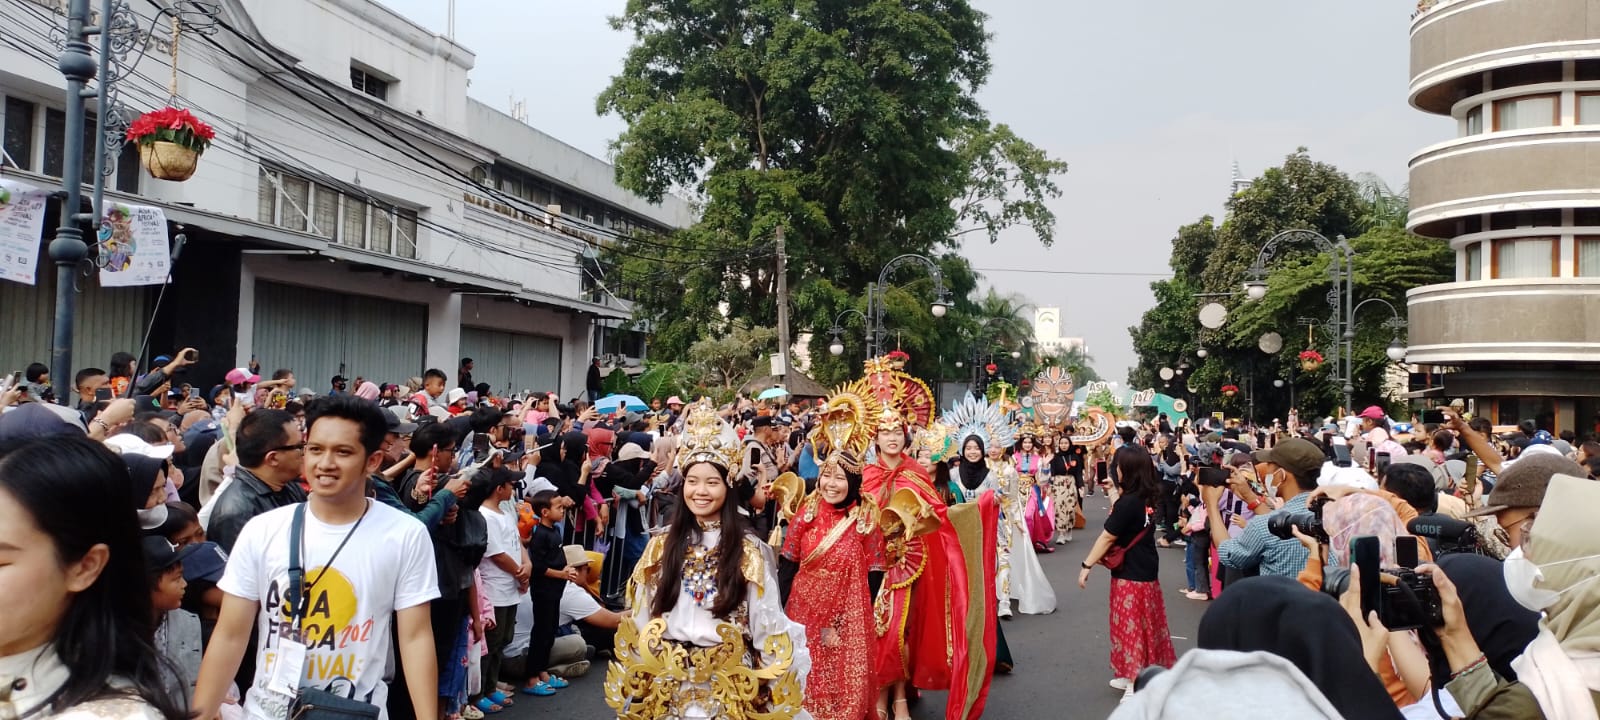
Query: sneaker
1119,683,1136,704
1109,677,1132,691
1186,590,1210,601
1055,538,1067,545
1172,539,1187,547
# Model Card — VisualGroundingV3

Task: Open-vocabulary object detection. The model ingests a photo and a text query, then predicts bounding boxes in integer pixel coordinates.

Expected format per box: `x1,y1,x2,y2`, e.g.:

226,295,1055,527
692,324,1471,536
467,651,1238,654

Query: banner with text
0,179,50,285
97,201,169,287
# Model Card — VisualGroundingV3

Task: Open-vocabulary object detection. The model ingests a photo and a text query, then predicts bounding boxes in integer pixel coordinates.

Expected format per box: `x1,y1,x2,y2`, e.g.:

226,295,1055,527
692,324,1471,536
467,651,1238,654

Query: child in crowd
523,491,575,697
145,536,203,711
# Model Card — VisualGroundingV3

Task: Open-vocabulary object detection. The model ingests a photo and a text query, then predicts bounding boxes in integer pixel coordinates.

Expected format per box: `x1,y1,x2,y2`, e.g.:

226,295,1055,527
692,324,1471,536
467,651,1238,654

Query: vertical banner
0,179,50,285
97,201,170,287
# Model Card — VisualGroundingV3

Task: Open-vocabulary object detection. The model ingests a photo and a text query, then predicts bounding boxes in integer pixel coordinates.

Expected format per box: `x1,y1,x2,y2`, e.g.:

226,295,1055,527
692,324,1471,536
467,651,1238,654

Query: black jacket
207,467,306,553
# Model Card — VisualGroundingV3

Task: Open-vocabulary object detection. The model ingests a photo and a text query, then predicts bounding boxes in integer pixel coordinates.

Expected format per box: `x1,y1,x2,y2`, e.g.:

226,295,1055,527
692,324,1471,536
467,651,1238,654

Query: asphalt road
503,492,1211,719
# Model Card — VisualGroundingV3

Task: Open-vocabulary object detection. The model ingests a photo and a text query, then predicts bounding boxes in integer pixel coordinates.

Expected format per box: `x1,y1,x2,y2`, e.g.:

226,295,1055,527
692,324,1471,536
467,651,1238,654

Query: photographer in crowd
1204,437,1323,580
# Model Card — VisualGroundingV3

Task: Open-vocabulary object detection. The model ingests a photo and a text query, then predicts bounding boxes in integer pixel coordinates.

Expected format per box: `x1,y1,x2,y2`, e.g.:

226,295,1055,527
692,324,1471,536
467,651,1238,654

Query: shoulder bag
286,503,381,720
1099,518,1150,572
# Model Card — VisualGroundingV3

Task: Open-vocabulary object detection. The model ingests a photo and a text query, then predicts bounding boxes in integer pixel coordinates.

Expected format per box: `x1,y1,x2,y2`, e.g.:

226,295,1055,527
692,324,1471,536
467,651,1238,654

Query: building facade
0,0,692,397
1405,0,1600,434
1033,307,1085,356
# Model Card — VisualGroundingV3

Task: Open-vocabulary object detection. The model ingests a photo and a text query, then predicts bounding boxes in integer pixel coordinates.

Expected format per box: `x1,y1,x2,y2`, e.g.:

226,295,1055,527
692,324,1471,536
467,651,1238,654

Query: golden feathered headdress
809,381,881,458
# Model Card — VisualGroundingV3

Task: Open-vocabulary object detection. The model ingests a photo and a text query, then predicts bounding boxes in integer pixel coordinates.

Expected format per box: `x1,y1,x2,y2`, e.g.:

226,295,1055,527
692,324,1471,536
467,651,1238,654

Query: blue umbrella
595,394,648,414
757,387,789,401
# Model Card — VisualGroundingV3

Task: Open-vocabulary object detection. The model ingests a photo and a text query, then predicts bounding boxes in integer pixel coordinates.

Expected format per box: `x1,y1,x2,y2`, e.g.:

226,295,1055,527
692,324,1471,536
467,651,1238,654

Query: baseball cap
1467,452,1589,517
1530,430,1554,446
181,542,229,583
666,396,684,406
0,403,83,443
104,433,176,460
751,415,775,429
383,410,418,436
1251,438,1325,479
562,544,592,569
1358,406,1387,420
224,367,259,385
142,535,200,572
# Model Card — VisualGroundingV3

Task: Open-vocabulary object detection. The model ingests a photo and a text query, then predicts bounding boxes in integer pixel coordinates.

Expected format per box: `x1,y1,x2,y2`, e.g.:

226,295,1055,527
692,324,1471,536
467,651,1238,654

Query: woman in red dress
864,408,995,720
780,449,883,720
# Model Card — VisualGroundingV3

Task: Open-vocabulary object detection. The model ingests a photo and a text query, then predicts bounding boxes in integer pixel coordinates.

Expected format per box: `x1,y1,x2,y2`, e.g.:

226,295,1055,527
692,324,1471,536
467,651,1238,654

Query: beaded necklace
682,520,724,607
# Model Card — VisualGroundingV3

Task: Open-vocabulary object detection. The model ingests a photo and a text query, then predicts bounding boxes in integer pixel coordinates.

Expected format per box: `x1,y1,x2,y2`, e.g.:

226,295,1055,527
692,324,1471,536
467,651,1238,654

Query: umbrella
595,394,648,414
757,387,789,401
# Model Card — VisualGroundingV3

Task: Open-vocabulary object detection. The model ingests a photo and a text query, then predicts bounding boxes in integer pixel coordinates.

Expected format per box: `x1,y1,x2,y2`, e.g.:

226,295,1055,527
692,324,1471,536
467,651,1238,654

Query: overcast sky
384,0,1449,383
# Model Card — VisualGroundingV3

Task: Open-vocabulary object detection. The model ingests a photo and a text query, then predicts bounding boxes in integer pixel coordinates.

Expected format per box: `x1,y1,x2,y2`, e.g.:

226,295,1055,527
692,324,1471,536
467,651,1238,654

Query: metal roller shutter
460,326,562,397
251,280,426,386
0,269,151,378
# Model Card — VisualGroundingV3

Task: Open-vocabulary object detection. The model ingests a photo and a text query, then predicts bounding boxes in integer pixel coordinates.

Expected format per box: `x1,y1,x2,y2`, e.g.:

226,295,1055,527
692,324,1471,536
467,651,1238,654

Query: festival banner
97,201,170,287
0,178,50,285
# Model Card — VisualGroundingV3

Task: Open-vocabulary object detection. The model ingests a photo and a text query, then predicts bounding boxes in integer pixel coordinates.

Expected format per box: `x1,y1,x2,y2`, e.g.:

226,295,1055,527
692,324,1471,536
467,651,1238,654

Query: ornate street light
1241,229,1357,410
1387,339,1407,363
868,254,951,357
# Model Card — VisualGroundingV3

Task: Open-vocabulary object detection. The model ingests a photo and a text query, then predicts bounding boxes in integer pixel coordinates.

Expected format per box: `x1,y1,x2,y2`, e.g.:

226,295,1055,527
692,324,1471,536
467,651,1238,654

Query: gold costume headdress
675,402,742,482
911,421,956,463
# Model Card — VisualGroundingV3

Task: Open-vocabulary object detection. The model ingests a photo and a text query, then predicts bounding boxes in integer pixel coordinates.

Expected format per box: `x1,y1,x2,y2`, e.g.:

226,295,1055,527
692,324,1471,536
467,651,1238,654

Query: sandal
546,675,570,689
472,698,502,715
521,681,557,697
460,706,481,720
487,691,514,707
892,698,912,720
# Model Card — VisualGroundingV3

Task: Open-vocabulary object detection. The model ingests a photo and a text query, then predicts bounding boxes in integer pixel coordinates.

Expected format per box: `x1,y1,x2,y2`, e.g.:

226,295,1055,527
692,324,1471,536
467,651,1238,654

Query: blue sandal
473,698,502,714
487,691,514,707
521,681,556,697
546,676,570,689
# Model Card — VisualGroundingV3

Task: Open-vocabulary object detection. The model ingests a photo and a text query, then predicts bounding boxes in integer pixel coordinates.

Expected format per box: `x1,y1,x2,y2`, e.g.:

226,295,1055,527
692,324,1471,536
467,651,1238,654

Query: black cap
384,409,418,435
751,416,776,429
142,536,200,572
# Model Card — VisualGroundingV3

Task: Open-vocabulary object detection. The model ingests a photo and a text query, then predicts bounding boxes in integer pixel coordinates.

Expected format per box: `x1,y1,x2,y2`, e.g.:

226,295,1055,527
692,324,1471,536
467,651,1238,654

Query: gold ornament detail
604,618,803,720
677,402,743,476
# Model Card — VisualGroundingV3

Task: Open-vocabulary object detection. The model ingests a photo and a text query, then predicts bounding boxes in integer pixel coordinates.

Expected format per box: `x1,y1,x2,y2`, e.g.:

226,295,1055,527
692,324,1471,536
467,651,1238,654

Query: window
3,97,34,169
1579,237,1600,277
349,66,389,101
1581,93,1600,125
1494,95,1559,131
1490,210,1561,231
114,142,139,194
1465,105,1483,135
43,108,66,176
1465,243,1483,281
258,166,419,258
1492,237,1557,278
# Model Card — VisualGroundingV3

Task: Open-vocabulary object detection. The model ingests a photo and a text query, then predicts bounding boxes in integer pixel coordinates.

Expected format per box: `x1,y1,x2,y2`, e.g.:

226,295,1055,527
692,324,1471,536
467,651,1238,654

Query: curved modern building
1406,0,1600,434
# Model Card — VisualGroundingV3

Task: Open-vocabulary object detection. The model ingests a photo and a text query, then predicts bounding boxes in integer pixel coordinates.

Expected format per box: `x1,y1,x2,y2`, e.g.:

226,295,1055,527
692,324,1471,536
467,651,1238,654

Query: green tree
598,0,1066,361
1085,386,1123,415
687,324,777,390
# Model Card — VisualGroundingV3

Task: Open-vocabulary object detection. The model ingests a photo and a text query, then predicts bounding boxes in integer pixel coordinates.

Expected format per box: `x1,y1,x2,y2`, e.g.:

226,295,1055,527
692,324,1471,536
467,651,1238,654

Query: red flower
1220,384,1239,394
886,350,910,362
125,107,215,152
985,363,998,373
1298,349,1324,363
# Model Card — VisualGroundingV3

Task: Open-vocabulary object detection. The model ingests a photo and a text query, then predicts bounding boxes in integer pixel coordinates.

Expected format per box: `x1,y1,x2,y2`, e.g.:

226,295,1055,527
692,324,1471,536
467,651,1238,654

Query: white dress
608,526,812,720
993,460,1057,615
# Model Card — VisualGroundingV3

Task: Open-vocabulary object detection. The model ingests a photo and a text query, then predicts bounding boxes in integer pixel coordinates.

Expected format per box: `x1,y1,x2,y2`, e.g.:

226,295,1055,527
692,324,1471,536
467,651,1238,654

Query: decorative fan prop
1173,399,1189,413
1070,408,1115,447
862,354,937,428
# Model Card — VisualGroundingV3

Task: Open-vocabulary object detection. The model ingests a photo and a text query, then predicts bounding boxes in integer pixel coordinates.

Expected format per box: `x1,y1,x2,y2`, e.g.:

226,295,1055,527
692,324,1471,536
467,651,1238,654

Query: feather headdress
941,394,1016,451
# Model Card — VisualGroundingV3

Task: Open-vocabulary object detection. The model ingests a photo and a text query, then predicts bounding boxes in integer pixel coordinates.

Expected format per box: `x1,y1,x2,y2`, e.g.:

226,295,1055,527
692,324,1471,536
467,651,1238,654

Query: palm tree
1353,173,1410,234
971,289,1035,356
1045,345,1101,383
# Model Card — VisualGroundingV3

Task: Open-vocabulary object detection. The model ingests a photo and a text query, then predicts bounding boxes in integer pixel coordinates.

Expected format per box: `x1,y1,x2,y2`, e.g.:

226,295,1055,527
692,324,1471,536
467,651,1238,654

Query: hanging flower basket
1298,349,1325,373
885,350,910,370
127,107,214,181
1221,384,1239,398
985,363,998,375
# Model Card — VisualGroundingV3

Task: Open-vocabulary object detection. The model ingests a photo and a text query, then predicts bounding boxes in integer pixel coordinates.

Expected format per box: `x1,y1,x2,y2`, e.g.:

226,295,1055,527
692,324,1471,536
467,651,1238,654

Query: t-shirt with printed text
218,501,439,720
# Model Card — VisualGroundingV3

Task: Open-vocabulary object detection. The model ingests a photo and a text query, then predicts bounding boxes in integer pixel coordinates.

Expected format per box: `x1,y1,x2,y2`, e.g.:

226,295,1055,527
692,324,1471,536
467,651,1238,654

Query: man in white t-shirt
193,396,441,720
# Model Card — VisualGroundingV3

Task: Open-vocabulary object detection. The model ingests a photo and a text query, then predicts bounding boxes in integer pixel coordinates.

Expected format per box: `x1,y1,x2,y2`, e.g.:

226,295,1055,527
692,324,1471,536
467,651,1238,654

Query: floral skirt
1108,578,1176,680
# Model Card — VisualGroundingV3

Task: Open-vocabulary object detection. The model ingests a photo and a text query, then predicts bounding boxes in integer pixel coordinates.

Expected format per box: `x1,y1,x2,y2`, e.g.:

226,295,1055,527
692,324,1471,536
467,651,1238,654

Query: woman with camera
1076,443,1175,700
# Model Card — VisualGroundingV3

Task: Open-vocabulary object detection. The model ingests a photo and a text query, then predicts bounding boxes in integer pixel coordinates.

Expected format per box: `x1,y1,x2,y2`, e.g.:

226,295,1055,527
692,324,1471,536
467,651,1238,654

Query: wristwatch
1080,561,1092,570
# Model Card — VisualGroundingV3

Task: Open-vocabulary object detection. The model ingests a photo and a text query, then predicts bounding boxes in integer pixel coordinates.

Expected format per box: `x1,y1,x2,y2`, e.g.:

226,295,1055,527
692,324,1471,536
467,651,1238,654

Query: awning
1403,386,1448,400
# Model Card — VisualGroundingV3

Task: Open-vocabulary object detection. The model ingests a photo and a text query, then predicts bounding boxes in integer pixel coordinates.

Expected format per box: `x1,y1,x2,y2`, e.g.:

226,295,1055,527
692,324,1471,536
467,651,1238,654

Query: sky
383,0,1449,383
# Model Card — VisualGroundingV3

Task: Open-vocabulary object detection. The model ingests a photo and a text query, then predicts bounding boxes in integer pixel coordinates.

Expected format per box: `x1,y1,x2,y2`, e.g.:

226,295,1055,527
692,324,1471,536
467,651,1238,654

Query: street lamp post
826,308,869,357
1242,230,1357,411
867,254,951,358
44,0,219,402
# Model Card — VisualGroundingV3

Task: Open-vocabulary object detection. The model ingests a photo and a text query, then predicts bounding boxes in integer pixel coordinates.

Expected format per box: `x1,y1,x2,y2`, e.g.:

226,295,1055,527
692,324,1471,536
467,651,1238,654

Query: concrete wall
1406,278,1600,363
1411,0,1600,112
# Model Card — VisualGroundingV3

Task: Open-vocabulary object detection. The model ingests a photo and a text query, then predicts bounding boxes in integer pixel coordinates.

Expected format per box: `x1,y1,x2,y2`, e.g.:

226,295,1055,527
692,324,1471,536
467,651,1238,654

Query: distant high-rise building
1033,307,1084,355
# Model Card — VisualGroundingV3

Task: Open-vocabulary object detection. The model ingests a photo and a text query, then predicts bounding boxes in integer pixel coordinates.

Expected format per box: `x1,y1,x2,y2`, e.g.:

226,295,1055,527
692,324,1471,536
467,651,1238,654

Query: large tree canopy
1127,150,1451,419
598,0,1067,362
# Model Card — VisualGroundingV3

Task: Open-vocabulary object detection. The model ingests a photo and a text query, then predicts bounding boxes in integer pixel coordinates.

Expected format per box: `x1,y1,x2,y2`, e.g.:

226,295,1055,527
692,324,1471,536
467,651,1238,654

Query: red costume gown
782,496,885,720
863,456,998,720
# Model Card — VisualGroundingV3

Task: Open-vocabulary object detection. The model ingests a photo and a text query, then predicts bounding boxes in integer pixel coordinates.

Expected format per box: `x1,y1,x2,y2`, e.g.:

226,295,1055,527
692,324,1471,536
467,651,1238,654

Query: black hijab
1437,554,1539,681
957,435,990,491
1198,576,1404,720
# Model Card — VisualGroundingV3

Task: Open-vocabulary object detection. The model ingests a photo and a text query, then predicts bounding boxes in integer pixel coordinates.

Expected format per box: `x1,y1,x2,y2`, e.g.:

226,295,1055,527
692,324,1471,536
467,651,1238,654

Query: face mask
1503,545,1600,611
137,503,169,531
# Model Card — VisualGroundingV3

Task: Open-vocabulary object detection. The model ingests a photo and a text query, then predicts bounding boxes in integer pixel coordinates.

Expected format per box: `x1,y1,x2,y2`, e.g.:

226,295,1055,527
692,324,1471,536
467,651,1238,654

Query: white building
0,0,693,396
1033,306,1084,356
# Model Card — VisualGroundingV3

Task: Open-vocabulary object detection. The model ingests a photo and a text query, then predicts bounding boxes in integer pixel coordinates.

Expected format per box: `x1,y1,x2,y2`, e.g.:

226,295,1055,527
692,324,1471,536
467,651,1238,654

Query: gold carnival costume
605,404,812,720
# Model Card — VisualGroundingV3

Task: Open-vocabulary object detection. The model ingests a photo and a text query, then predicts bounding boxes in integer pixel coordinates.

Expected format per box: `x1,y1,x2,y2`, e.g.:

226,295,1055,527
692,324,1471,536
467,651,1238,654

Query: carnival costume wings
943,394,1017,450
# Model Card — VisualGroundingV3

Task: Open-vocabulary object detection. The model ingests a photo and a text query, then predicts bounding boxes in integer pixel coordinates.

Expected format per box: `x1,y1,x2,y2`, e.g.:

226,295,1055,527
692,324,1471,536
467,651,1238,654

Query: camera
1407,515,1482,556
1379,567,1445,631
1268,510,1327,543
1196,466,1232,488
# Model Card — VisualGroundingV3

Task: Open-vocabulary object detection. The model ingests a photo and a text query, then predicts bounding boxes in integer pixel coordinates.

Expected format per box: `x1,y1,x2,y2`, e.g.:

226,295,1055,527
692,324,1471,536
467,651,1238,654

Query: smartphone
1332,443,1352,468
183,349,199,362
95,386,113,402
2,371,21,392
1395,535,1419,569
1367,446,1377,470
1352,535,1382,621
1376,452,1391,474
1197,466,1233,487
1422,409,1445,425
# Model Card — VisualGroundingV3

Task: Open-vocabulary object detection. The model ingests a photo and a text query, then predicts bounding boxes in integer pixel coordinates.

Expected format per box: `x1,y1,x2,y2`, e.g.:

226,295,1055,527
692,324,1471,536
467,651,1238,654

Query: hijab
1511,474,1600,719
1197,576,1404,720
585,427,616,461
353,381,380,401
958,435,990,491
1325,493,1408,568
1436,554,1539,680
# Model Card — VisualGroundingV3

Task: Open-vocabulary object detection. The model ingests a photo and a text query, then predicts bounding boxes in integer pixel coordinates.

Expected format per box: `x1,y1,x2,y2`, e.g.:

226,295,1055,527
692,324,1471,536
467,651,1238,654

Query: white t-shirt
478,506,521,607
503,582,601,661
218,501,439,720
